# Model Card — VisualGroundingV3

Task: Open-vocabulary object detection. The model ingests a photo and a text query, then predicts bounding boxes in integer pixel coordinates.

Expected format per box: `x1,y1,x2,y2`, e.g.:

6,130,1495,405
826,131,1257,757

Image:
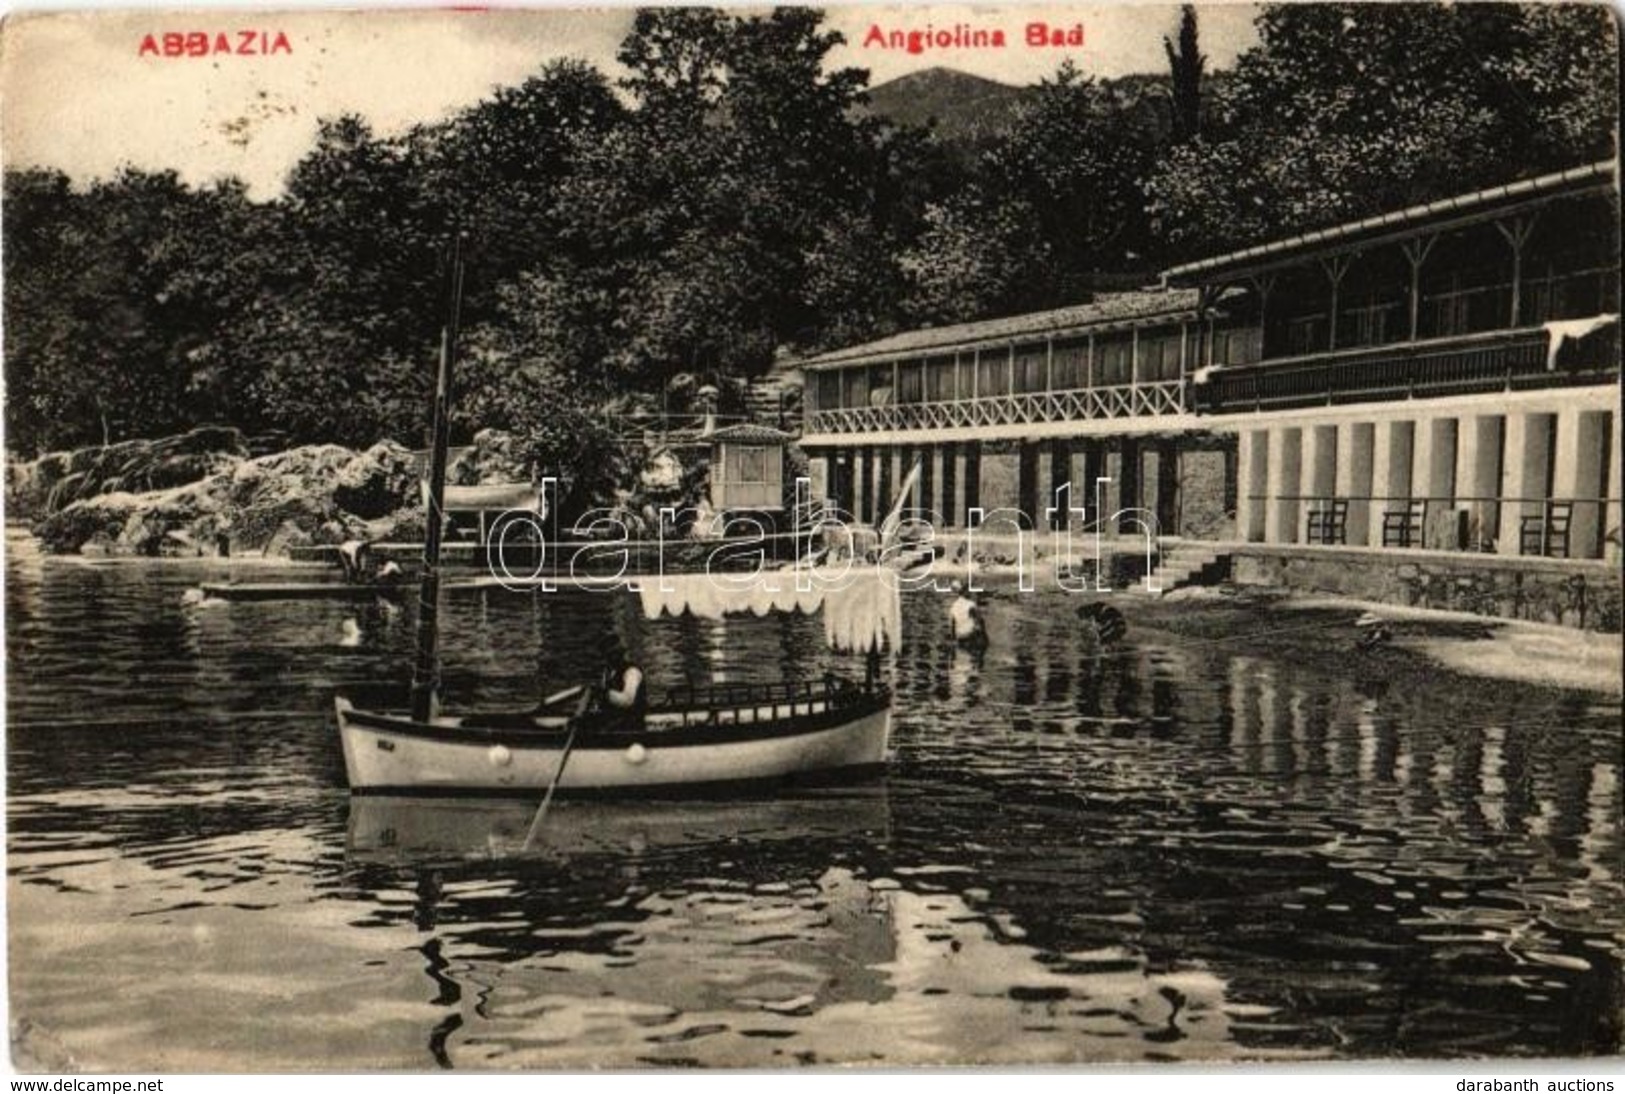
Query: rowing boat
336,676,890,796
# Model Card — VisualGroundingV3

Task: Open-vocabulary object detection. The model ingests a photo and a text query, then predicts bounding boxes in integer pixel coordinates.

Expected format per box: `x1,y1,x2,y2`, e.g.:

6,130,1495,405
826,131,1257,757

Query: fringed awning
637,567,901,654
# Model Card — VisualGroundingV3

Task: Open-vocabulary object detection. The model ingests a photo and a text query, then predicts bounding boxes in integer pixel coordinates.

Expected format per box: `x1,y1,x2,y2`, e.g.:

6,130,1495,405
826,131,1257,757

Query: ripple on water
6,558,1623,1067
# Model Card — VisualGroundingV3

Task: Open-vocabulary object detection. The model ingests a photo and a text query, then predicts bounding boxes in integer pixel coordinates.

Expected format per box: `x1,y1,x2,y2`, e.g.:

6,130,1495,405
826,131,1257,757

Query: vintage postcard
2,1,1621,1074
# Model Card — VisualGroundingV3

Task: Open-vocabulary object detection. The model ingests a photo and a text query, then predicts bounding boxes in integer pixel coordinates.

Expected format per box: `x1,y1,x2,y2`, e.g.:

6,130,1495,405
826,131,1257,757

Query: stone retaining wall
1232,546,1622,633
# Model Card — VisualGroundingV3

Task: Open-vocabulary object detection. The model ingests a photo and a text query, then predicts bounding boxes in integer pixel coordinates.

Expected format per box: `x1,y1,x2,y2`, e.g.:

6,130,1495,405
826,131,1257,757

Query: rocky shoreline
5,426,530,557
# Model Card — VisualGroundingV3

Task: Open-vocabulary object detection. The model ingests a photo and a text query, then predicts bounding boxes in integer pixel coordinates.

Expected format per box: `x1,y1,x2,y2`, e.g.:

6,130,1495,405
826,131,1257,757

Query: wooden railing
654,675,879,727
1202,327,1618,414
805,379,1185,436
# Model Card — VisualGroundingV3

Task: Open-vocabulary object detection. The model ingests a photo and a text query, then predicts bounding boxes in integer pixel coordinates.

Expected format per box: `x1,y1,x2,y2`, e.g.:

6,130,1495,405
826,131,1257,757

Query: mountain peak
863,67,1031,139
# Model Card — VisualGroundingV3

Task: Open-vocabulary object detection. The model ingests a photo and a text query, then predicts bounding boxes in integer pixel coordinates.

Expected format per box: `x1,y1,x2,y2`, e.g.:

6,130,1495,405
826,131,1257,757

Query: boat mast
410,235,465,723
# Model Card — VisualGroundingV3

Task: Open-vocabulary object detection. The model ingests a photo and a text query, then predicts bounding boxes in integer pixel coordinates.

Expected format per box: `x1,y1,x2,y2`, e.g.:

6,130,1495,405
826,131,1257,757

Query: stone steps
1144,541,1235,594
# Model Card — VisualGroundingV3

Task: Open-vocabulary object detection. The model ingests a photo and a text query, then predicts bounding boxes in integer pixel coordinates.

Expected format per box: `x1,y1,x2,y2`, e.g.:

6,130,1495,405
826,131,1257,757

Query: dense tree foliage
1145,3,1618,252
4,4,1616,469
902,62,1158,323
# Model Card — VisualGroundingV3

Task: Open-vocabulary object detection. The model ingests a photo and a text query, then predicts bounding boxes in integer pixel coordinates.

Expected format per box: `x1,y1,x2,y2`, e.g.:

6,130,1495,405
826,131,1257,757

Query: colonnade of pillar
1234,406,1618,558
820,437,1187,534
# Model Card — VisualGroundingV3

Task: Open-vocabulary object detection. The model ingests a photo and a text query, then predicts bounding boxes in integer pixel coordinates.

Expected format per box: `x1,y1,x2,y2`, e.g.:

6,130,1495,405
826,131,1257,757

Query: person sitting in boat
337,539,374,584
947,580,987,648
1077,602,1127,647
590,634,647,732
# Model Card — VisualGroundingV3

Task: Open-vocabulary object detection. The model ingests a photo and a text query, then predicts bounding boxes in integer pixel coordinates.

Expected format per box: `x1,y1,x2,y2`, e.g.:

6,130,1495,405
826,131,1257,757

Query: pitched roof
796,289,1203,370
1162,160,1617,283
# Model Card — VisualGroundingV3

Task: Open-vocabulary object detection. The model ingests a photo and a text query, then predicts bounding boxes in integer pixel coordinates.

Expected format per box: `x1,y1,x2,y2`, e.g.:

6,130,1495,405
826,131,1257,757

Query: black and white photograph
1,1,1621,1074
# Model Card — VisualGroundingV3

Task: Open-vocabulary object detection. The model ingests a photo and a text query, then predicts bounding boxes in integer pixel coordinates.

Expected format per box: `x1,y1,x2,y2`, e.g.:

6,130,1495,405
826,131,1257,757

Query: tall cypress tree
1164,5,1205,144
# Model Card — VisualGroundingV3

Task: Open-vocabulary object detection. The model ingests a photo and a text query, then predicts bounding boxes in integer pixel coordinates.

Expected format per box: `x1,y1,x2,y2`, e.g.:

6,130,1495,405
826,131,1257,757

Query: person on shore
948,581,987,649
591,634,647,733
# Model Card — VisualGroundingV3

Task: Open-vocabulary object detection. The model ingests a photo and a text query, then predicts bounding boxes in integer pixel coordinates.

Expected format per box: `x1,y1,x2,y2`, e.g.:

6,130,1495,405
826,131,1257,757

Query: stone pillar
1368,421,1414,548
877,448,895,522
1498,412,1553,556
851,448,868,525
1237,429,1268,543
1607,412,1622,564
1336,422,1375,545
1553,408,1609,558
1265,427,1301,544
1301,424,1338,543
1456,415,1504,552
1102,446,1123,523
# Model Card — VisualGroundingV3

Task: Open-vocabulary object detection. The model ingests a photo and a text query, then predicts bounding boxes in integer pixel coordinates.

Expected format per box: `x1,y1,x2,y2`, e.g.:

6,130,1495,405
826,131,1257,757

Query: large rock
334,440,419,519
34,441,371,556
8,426,248,519
34,492,145,554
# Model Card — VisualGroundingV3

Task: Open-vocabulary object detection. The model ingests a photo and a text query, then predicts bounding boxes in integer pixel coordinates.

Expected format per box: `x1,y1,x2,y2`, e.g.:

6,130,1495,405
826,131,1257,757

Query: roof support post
1494,214,1538,329
1246,274,1276,358
1401,234,1438,341
1319,253,1353,351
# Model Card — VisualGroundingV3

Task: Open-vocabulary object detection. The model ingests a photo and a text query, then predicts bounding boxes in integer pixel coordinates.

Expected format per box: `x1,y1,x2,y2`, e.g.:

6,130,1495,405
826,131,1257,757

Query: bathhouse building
797,289,1235,538
793,161,1620,623
1164,160,1618,562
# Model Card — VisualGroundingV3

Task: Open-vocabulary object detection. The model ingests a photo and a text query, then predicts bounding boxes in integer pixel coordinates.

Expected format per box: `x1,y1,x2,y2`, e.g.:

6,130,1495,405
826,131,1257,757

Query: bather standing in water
337,539,374,584
948,580,988,649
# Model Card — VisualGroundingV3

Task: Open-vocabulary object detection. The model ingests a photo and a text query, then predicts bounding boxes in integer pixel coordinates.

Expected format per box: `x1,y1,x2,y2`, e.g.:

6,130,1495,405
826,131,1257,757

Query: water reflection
6,541,1623,1068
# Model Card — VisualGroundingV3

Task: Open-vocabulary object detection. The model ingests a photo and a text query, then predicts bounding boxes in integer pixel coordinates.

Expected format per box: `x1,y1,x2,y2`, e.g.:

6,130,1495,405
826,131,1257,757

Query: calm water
6,536,1623,1069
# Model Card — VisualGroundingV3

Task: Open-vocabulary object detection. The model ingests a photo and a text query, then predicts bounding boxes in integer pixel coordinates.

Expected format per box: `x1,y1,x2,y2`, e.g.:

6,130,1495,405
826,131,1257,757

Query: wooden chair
1306,498,1349,545
1520,501,1573,557
1381,500,1425,548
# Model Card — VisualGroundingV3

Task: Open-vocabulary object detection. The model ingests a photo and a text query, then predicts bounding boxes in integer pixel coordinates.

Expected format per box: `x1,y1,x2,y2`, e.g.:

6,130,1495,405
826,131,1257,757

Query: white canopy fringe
638,567,900,654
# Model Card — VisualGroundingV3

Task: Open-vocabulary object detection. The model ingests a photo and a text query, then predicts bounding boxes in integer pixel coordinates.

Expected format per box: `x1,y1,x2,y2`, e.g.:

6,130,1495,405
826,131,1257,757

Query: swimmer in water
1076,602,1127,647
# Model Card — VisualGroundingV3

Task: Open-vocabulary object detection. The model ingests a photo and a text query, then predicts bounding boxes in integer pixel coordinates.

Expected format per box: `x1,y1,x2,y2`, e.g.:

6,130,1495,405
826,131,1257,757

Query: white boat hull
335,691,891,795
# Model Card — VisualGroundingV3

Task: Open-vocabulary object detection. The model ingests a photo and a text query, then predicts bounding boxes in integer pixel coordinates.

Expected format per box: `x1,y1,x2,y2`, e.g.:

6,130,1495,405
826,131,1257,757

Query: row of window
812,326,1201,410
1263,267,1618,360
809,261,1620,408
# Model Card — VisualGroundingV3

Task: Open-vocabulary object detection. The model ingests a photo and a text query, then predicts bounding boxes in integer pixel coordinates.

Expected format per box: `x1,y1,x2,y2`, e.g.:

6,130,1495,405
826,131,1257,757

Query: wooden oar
524,687,594,847
534,684,585,712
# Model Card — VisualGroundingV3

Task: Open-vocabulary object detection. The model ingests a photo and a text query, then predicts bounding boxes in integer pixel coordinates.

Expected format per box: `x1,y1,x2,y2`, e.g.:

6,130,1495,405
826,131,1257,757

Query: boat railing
654,675,876,728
